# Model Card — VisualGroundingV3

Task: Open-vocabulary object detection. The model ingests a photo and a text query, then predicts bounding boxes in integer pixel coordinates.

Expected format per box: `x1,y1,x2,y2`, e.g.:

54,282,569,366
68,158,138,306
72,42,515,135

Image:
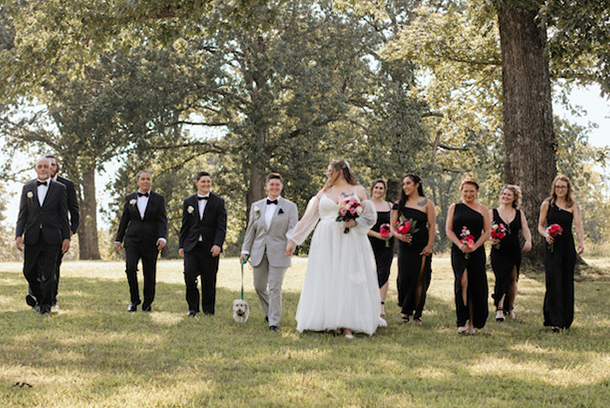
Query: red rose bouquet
380,223,391,247
490,222,508,249
395,216,419,245
546,223,563,252
336,196,363,234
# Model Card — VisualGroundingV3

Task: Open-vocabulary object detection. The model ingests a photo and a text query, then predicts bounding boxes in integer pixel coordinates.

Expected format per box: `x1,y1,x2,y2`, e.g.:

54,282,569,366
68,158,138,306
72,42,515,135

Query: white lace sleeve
354,199,377,233
286,196,320,245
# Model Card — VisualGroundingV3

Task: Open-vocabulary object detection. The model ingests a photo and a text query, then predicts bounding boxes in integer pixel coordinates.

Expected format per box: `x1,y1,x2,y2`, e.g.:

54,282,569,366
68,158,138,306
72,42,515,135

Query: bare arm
422,200,436,256
520,210,532,252
538,201,553,244
573,203,585,254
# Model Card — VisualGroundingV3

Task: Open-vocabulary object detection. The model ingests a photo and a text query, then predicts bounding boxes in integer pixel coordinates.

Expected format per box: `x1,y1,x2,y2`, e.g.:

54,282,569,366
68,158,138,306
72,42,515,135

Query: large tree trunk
498,5,556,266
78,166,101,260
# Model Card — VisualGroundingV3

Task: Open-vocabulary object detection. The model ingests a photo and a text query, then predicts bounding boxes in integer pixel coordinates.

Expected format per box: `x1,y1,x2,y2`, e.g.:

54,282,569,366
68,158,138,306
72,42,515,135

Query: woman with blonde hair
489,185,532,321
538,174,584,332
445,177,491,335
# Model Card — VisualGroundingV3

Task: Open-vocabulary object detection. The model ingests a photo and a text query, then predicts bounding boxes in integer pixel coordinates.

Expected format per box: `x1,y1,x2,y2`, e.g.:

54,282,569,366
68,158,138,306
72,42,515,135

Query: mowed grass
1,256,610,407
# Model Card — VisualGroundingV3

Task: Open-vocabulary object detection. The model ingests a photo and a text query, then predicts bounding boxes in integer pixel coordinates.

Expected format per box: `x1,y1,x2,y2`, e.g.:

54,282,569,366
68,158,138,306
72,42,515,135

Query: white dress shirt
37,179,50,206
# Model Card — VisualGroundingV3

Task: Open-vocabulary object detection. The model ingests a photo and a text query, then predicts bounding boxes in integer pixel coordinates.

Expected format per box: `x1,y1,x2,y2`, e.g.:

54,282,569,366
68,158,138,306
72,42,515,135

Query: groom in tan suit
240,173,298,332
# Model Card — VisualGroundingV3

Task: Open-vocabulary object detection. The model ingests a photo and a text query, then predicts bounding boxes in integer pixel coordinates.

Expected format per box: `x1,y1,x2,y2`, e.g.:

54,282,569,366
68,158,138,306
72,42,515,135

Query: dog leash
240,255,249,300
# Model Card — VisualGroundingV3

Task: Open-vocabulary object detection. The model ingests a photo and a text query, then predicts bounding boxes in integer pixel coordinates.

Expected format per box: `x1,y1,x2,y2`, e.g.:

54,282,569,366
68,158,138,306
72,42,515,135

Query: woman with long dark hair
390,174,435,325
538,174,584,332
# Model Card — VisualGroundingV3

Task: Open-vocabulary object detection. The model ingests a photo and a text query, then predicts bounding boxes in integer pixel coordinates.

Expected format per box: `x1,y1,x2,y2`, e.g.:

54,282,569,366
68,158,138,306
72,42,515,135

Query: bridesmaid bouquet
460,226,475,259
380,223,391,247
490,222,508,249
395,216,419,245
547,223,563,252
336,196,363,233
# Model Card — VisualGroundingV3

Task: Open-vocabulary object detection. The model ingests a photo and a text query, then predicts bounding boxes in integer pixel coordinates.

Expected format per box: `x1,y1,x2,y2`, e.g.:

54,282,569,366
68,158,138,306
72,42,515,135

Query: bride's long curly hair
325,159,356,188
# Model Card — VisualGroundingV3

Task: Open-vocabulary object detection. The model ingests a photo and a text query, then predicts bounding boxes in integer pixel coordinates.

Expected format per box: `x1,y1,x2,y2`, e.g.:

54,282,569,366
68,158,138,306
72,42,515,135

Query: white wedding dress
289,193,385,335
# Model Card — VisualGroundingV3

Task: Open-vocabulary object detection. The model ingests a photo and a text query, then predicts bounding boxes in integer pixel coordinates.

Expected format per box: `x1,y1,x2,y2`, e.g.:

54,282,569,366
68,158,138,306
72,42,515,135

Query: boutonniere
254,207,261,220
129,199,137,206
278,208,284,214
187,205,195,214
27,191,34,201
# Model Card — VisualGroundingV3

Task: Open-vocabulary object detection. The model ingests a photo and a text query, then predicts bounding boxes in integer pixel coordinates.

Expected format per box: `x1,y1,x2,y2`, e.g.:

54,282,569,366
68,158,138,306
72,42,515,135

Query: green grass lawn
1,256,609,407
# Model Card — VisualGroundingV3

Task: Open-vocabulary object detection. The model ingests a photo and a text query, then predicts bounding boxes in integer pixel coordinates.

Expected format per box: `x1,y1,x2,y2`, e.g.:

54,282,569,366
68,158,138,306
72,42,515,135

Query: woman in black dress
445,177,491,335
390,174,435,326
489,185,532,321
538,175,585,332
367,179,395,317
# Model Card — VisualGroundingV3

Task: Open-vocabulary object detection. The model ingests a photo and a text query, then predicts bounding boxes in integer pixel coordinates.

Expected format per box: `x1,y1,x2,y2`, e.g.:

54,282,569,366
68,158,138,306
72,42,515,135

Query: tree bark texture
77,166,101,260
498,6,556,264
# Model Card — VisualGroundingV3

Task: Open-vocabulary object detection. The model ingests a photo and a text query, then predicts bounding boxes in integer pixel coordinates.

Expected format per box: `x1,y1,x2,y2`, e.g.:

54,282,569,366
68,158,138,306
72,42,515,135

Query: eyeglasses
554,185,568,190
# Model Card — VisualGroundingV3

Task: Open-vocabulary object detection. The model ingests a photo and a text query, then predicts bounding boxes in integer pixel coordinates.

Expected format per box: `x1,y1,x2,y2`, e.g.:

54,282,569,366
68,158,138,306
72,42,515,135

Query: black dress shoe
269,325,280,332
142,305,152,312
187,310,197,317
127,303,139,312
26,294,37,307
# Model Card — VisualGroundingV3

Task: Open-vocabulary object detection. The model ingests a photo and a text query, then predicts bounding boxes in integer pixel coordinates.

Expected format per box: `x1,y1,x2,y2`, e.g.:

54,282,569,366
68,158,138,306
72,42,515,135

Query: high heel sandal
496,308,504,322
401,315,410,323
380,301,386,317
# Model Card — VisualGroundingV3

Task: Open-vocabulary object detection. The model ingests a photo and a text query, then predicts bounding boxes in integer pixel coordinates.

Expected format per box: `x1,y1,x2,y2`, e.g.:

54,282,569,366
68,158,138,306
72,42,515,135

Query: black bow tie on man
37,180,48,186
197,195,209,200
138,192,149,197
267,199,278,205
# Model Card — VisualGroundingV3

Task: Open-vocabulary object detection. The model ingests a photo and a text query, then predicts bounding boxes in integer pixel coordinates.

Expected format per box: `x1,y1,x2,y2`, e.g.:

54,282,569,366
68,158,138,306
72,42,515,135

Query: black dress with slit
543,203,576,329
394,204,432,320
450,203,488,328
368,208,394,288
490,208,522,311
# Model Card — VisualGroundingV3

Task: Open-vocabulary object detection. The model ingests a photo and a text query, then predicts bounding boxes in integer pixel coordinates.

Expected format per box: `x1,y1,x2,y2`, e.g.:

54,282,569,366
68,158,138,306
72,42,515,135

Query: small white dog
232,299,250,323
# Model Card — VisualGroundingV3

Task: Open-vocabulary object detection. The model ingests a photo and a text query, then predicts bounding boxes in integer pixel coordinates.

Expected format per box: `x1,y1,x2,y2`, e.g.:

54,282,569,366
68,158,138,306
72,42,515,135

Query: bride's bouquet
336,196,363,234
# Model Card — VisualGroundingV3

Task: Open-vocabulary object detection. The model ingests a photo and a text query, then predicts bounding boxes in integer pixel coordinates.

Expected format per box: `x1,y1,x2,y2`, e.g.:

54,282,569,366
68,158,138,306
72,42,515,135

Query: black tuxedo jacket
16,179,70,245
179,193,227,254
56,175,80,234
115,191,167,249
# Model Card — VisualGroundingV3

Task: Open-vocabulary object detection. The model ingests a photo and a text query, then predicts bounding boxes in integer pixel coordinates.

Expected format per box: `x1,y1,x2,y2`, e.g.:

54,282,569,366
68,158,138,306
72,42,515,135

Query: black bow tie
37,180,48,186
138,192,149,197
267,199,278,205
197,195,209,201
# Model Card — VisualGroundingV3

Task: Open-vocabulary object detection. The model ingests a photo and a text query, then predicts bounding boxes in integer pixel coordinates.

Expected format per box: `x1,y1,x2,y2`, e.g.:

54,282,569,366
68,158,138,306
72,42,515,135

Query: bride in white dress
285,160,387,338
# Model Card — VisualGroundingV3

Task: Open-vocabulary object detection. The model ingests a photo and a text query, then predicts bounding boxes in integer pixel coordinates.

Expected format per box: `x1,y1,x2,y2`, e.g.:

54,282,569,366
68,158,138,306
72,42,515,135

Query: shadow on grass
1,270,610,406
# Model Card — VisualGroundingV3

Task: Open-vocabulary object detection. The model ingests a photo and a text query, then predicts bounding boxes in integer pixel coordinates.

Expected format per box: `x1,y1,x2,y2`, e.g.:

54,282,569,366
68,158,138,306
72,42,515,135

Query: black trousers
23,241,60,311
124,242,159,308
184,242,219,314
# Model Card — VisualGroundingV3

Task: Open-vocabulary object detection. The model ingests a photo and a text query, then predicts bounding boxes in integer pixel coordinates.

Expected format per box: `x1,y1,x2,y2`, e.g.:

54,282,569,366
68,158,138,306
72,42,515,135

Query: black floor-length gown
543,204,576,329
451,203,488,328
490,208,522,311
369,208,394,288
395,205,432,320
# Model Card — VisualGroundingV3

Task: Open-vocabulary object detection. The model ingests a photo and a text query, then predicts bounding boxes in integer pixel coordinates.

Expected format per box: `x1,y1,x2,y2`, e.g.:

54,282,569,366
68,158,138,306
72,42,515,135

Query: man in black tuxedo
41,154,80,308
179,171,227,316
115,171,167,312
15,157,70,315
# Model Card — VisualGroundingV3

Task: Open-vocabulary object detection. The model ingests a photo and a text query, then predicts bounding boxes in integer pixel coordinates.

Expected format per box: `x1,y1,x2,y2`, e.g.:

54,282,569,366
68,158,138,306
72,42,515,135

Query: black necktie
138,192,149,197
198,195,209,200
37,180,48,186
267,199,278,205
